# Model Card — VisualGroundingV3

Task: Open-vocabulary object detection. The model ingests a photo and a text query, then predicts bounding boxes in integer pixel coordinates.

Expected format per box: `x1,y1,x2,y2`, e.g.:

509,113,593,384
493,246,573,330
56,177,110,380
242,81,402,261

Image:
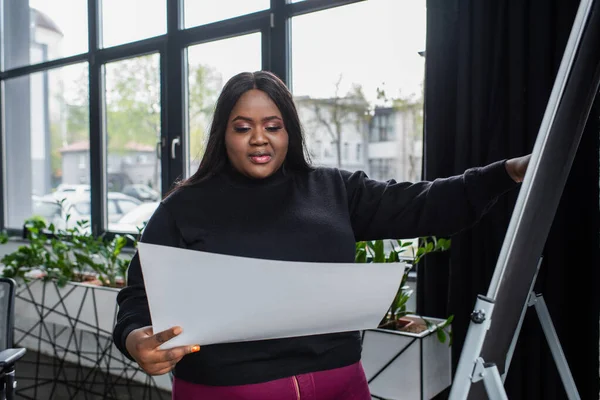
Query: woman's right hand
125,325,200,375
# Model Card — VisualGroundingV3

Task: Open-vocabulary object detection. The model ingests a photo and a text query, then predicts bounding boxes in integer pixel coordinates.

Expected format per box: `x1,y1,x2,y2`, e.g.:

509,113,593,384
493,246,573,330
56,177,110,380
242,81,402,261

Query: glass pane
3,63,90,230
2,0,88,71
102,0,166,48
292,0,426,182
187,33,262,174
184,0,269,29
105,54,161,233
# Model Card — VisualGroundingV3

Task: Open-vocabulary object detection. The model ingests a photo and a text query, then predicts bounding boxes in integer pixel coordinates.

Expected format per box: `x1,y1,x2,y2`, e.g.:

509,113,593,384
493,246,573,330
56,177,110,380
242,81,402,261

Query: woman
113,71,529,399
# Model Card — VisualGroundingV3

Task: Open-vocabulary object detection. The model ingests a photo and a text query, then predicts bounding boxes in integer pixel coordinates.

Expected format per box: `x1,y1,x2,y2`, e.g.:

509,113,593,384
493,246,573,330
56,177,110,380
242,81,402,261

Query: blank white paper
137,242,406,349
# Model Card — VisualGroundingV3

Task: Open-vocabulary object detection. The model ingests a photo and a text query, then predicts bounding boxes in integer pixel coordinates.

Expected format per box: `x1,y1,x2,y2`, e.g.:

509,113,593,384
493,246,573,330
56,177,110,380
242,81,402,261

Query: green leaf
370,240,384,263
425,242,434,252
355,248,367,263
387,249,399,263
437,238,451,251
436,329,446,343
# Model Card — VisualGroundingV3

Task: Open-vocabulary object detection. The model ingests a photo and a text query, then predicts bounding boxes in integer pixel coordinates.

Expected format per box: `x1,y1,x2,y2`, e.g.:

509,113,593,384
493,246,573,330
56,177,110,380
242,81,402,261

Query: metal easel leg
532,294,581,400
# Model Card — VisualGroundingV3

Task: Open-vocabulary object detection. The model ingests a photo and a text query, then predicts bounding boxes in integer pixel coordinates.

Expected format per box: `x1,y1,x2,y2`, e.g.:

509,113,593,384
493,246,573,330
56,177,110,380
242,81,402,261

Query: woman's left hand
505,154,531,183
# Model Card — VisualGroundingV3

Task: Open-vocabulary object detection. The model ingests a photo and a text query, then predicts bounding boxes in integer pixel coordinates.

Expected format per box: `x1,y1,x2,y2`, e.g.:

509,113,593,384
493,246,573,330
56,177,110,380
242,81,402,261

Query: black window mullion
161,45,186,192
177,11,270,46
163,0,185,190
88,0,105,236
95,36,167,65
287,0,366,17
159,48,169,195
0,53,89,80
0,79,4,233
269,0,289,85
261,20,271,72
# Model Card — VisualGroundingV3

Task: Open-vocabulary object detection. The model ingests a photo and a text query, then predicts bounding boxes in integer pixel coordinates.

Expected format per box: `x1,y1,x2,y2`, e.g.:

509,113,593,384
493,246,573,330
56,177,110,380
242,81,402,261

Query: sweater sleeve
112,202,185,360
343,160,519,241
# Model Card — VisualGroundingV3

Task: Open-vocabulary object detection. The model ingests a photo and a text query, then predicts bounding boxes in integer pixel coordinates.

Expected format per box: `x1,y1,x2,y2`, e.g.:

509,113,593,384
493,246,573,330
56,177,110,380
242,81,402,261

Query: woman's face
225,89,289,179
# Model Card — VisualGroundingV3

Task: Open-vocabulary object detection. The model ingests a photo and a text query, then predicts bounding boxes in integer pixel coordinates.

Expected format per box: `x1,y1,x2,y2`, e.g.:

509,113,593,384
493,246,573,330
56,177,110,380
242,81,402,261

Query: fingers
130,325,201,376
148,360,178,375
161,344,201,363
147,326,201,358
149,326,182,349
139,344,201,375
138,343,200,366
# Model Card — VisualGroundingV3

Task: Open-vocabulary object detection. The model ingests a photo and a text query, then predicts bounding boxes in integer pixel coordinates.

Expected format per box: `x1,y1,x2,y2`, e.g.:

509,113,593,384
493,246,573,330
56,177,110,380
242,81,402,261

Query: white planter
361,316,452,400
13,279,172,395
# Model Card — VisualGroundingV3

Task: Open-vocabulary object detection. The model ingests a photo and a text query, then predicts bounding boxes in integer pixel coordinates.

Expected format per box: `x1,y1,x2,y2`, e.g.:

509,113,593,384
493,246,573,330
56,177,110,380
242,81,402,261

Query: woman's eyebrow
231,115,282,123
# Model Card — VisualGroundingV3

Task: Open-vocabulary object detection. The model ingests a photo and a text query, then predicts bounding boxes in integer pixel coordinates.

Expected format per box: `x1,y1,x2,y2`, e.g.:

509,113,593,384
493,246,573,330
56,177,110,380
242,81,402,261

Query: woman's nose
249,128,268,145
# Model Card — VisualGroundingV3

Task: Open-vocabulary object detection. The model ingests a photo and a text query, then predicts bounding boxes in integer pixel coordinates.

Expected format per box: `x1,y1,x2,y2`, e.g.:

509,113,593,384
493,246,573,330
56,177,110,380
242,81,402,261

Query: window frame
0,0,366,238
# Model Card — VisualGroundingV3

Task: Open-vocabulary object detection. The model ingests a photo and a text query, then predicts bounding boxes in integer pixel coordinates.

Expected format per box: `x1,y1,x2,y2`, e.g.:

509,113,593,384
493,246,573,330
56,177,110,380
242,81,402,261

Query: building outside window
343,142,350,161
368,158,397,181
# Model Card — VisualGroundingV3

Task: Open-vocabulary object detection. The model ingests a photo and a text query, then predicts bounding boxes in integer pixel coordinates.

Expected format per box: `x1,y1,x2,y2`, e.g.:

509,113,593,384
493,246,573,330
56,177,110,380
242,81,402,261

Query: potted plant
0,214,172,398
356,237,453,400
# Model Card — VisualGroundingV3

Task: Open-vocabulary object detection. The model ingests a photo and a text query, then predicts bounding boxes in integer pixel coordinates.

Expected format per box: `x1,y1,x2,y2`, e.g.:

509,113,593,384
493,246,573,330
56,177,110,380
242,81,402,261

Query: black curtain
418,1,600,399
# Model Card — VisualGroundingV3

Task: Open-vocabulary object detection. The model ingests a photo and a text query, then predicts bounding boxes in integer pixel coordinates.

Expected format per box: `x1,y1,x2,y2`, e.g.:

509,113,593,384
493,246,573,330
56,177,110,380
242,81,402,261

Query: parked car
121,184,160,202
108,201,160,233
38,192,142,227
52,184,91,199
32,195,68,230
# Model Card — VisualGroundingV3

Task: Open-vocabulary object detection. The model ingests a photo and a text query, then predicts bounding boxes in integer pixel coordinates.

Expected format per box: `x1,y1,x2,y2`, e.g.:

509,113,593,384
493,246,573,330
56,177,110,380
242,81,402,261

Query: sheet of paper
137,242,406,349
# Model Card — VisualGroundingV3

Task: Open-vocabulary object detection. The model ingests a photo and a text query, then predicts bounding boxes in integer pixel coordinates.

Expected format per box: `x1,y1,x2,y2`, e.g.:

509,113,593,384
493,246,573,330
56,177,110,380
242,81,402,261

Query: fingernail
173,327,182,335
191,345,200,353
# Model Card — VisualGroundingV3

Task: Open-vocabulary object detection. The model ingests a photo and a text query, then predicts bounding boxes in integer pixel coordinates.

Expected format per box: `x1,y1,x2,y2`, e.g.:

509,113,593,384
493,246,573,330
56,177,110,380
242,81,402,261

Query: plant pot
378,316,415,331
12,278,173,397
361,315,452,400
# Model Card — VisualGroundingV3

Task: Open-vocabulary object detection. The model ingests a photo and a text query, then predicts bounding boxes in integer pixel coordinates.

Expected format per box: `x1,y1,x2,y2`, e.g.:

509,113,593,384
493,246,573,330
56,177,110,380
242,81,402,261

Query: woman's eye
234,127,251,133
266,126,283,132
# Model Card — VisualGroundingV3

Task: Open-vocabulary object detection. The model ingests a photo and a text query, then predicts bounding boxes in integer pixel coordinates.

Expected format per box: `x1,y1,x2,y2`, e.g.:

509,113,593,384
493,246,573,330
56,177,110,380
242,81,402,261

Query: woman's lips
249,154,272,164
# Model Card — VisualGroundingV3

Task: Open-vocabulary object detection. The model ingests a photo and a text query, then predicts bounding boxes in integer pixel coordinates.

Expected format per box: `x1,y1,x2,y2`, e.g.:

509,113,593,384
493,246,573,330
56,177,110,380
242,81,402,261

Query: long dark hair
171,71,312,193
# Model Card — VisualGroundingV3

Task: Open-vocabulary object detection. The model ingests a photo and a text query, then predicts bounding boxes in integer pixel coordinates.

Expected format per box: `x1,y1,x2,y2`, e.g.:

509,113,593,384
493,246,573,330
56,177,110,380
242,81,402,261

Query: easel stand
448,289,581,400
447,0,598,396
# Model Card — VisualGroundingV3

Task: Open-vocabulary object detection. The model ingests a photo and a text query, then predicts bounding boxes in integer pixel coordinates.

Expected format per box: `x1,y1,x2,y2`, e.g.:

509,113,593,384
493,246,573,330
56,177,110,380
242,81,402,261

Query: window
314,140,323,159
109,201,159,233
381,114,393,141
2,0,88,71
117,199,139,215
32,197,62,230
101,0,166,48
370,112,396,142
184,0,269,29
105,54,161,226
369,158,397,181
107,199,118,217
187,33,262,175
1,0,381,236
3,62,89,229
292,0,425,176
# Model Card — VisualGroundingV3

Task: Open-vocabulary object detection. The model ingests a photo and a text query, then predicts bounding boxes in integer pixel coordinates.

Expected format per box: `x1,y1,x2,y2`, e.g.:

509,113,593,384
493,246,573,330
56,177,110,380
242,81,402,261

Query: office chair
0,278,26,400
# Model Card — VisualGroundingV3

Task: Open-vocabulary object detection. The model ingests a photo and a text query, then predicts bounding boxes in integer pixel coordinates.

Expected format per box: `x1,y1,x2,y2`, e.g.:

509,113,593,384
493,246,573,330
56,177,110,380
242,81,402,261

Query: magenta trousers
171,361,372,400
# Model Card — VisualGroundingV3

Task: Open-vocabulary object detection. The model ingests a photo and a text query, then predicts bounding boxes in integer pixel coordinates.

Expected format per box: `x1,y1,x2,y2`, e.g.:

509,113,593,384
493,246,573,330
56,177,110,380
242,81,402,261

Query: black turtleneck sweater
113,161,517,386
